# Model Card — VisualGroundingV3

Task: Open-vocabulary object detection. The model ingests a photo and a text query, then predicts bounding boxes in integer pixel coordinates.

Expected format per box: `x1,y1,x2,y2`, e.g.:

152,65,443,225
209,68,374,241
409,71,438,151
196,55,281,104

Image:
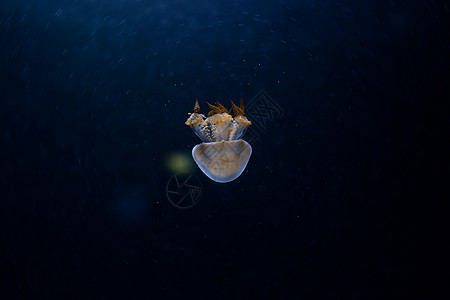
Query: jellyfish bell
186,99,252,183
192,140,252,183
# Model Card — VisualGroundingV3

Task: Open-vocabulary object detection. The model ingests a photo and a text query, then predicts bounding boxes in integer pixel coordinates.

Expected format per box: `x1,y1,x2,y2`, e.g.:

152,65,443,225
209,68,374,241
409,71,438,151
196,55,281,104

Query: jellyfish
185,99,252,183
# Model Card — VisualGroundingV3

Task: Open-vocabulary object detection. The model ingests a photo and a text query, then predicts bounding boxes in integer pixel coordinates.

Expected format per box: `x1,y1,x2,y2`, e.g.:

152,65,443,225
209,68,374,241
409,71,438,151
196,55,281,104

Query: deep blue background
1,0,448,298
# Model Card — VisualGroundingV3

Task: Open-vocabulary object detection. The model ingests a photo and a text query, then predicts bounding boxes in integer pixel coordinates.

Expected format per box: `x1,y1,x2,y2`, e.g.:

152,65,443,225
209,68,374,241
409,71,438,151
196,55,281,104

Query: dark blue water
1,0,448,298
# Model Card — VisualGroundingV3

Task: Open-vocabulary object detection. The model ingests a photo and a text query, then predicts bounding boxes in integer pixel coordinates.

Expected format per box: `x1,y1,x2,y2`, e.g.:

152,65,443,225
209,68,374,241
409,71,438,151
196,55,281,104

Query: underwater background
1,0,448,298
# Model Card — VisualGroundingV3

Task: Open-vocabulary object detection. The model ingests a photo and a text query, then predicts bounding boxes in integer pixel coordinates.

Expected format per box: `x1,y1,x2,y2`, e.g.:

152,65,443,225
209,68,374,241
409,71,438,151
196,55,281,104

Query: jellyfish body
192,140,252,183
186,100,252,183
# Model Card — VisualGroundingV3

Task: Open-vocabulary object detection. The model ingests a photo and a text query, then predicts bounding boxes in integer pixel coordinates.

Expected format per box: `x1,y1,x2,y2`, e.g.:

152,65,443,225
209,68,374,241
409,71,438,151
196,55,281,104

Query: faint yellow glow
165,152,194,174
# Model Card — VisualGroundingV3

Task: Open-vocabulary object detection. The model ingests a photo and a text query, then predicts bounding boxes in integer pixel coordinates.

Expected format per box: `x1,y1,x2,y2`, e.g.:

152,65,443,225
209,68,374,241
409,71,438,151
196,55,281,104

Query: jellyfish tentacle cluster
185,99,251,143
185,99,253,183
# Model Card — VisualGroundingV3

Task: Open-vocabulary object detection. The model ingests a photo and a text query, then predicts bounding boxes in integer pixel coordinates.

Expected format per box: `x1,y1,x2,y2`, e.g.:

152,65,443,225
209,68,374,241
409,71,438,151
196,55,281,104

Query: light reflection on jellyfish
185,99,252,183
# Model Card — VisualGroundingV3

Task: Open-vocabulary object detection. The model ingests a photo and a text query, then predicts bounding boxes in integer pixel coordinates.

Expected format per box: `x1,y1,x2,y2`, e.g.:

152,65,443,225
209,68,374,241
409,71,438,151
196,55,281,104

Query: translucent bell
192,140,252,183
